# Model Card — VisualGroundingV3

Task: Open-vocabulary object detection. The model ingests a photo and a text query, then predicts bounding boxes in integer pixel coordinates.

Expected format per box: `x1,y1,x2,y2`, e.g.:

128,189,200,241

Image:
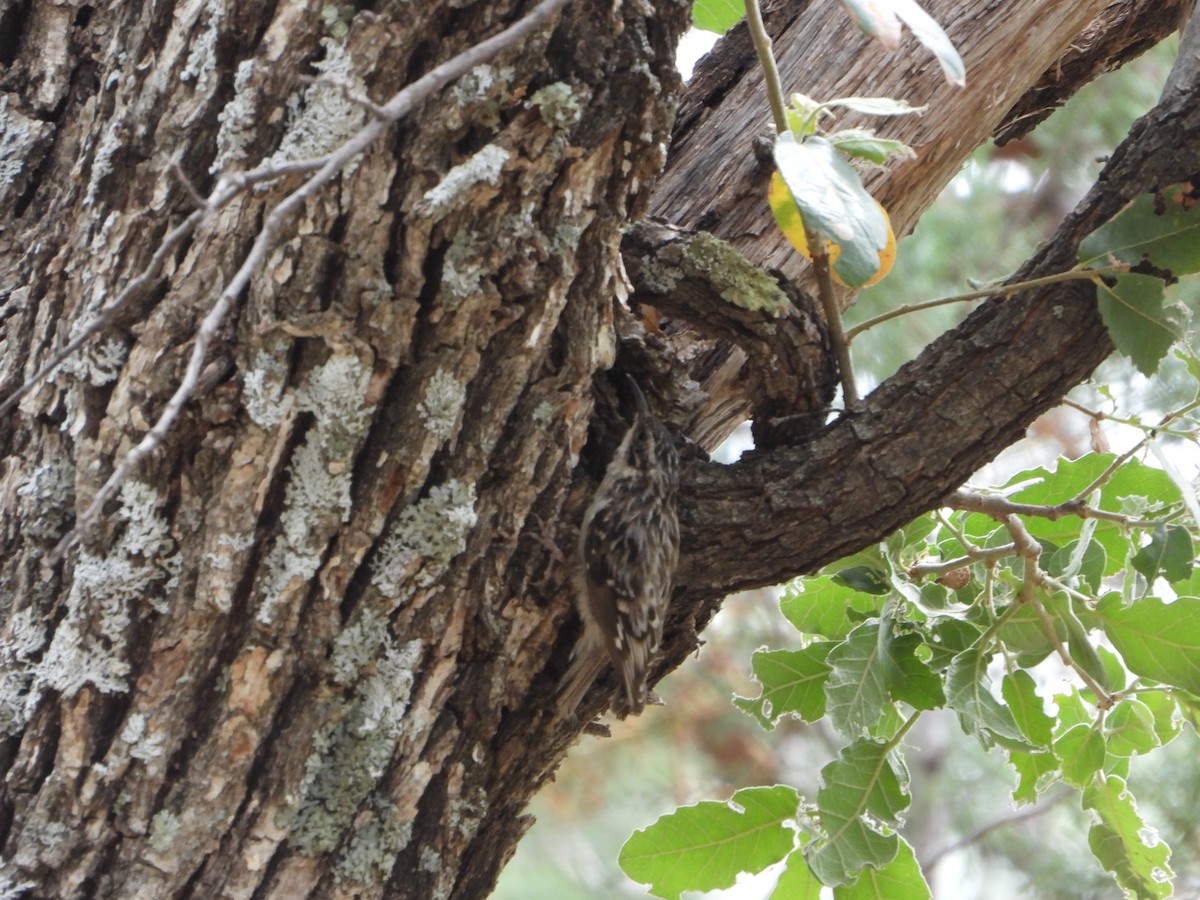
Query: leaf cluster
622,452,1200,898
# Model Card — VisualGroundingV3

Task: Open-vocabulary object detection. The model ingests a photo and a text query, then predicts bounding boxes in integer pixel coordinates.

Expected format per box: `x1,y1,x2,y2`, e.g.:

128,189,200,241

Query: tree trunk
0,0,1193,897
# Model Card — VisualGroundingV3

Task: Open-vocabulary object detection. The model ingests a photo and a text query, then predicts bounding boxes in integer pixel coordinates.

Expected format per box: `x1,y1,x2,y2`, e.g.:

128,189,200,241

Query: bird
558,375,681,717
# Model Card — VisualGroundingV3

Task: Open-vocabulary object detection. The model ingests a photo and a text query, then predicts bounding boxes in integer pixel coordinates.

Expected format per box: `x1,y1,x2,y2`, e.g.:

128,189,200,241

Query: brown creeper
558,376,681,717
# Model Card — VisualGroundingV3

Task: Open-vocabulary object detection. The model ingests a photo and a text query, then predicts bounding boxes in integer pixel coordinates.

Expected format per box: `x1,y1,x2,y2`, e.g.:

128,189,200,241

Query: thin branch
1072,396,1200,502
924,790,1074,872
999,514,1115,707
844,267,1119,342
48,0,572,559
1062,397,1199,439
908,543,1017,579
809,231,860,407
0,207,206,418
948,489,1157,529
743,0,789,134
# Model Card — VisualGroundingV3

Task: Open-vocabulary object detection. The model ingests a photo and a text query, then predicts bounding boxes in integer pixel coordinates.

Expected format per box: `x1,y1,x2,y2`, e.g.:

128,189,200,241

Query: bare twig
844,267,1120,342
48,0,572,559
907,543,1017,579
999,514,1115,707
948,489,1157,529
0,207,207,418
924,790,1073,872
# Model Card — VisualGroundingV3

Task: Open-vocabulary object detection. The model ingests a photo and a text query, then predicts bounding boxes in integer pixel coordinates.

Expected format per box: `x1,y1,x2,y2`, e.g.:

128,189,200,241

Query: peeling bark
0,0,1193,897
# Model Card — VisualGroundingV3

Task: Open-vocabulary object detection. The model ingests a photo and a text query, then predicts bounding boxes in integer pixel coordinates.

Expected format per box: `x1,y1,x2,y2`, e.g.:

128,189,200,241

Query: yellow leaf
768,171,896,286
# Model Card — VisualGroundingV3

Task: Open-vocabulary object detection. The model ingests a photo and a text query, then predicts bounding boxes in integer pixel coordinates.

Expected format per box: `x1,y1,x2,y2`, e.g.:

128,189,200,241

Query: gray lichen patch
284,637,422,857
680,232,791,316
258,354,371,624
262,39,367,170
29,481,179,702
417,145,511,220
371,479,478,598
417,369,466,442
528,82,582,135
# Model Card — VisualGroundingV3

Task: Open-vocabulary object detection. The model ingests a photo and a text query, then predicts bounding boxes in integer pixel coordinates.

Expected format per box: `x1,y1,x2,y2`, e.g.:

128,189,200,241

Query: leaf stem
808,229,861,407
844,267,1121,343
743,0,789,134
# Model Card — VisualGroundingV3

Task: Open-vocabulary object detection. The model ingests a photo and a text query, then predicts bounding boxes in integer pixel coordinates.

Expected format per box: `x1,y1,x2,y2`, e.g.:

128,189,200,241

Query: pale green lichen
32,481,178,699
330,609,389,685
0,608,46,736
528,82,582,135
532,401,553,428
242,350,292,428
441,230,487,300
259,354,370,624
552,222,584,256
57,311,129,387
680,232,790,315
371,480,478,597
121,712,166,761
418,369,465,441
418,145,510,220
17,458,75,541
450,64,513,131
285,637,421,856
336,808,413,883
181,3,222,89
211,59,259,174
148,809,182,853
0,95,52,200
263,39,367,170
320,3,355,38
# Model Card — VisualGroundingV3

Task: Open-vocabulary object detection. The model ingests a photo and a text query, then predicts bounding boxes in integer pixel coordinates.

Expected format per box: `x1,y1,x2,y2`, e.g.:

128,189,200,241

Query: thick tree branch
668,15,1200,617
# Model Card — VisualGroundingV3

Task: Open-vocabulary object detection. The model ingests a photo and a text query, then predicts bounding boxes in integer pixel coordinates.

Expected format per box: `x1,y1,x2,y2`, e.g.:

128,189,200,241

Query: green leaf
1132,523,1194,585
945,642,1026,746
1053,687,1094,734
773,134,891,287
998,455,1180,576
1097,595,1200,693
833,836,931,899
834,566,892,595
1082,776,1174,900
1045,538,1106,593
619,786,799,899
1079,184,1200,276
998,602,1055,663
826,622,891,737
828,132,917,166
1009,751,1059,806
1058,597,1111,694
1002,671,1054,748
735,644,835,729
1096,645,1129,693
887,634,945,711
826,97,926,117
837,0,965,86
771,850,824,900
781,576,884,640
691,0,744,34
926,620,983,670
1094,272,1184,375
1105,699,1160,758
807,741,910,886
1140,691,1183,746
1054,724,1106,788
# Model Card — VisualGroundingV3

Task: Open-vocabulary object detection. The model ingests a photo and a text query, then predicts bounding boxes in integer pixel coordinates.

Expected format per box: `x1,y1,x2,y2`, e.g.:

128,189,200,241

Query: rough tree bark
0,0,1194,897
